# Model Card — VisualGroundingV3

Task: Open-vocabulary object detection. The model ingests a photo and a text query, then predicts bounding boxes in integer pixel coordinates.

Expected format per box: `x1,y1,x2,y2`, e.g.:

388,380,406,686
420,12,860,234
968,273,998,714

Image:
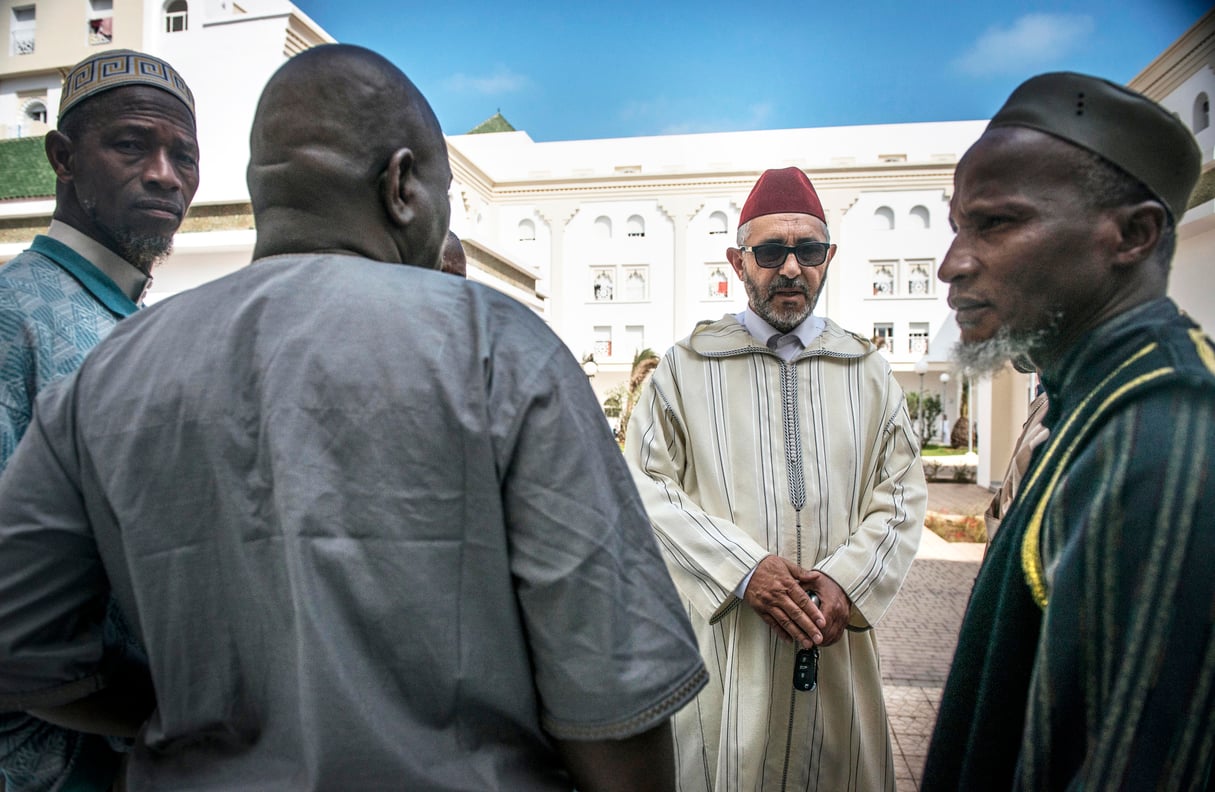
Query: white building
447,120,985,444
3,1,1211,490
0,0,334,295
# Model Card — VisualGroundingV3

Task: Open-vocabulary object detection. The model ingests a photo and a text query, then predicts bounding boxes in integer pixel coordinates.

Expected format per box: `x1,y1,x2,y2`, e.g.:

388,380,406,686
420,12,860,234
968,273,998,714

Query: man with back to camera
625,166,926,790
0,49,198,792
0,44,707,791
921,72,1214,790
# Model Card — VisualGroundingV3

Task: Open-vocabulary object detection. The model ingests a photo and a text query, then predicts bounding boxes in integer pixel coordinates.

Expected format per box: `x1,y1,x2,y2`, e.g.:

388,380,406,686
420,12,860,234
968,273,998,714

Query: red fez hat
739,167,825,225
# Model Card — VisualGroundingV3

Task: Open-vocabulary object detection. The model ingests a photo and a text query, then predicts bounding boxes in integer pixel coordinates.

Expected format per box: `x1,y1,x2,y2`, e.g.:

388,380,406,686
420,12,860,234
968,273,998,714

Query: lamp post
914,357,929,447
967,375,974,454
939,371,951,444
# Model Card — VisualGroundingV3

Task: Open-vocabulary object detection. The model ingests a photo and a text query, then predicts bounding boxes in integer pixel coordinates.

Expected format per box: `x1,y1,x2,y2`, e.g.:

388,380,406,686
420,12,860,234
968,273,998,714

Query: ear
822,243,838,270
1109,201,1166,270
45,131,76,182
726,247,745,279
380,147,416,227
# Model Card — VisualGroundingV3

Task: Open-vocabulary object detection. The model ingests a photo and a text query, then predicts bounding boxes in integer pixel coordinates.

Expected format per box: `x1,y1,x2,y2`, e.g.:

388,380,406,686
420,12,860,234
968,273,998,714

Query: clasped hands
742,555,851,649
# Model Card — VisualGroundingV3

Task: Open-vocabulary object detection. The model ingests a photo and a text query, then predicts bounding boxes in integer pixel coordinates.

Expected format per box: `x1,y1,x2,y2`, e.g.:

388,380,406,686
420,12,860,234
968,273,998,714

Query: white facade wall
156,4,330,204
835,188,960,434
0,71,58,138
1155,66,1215,160
1163,64,1215,331
1131,11,1215,333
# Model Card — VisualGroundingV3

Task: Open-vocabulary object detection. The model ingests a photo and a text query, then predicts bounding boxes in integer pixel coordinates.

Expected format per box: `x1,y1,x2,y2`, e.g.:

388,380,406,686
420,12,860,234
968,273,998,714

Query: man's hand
555,721,676,792
803,570,851,647
743,555,823,649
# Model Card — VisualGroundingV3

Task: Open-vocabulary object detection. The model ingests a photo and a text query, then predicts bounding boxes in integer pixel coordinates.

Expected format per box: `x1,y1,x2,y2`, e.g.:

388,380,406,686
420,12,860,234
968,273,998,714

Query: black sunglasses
740,242,831,268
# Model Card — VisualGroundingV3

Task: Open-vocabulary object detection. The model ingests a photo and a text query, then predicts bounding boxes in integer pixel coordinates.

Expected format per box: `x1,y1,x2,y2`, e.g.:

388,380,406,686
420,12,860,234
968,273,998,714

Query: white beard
951,312,1061,377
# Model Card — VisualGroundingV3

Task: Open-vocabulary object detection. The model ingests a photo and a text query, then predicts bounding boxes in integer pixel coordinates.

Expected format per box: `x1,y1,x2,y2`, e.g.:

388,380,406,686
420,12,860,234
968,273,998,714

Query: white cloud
443,67,528,95
952,13,1094,76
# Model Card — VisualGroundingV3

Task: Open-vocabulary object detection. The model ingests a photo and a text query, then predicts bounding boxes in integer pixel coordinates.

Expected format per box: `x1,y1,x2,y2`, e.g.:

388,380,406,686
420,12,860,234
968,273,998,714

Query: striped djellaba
626,314,926,792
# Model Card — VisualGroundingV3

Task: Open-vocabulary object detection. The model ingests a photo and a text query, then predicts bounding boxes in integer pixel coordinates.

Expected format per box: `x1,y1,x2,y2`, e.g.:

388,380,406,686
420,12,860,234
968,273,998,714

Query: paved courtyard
882,482,989,791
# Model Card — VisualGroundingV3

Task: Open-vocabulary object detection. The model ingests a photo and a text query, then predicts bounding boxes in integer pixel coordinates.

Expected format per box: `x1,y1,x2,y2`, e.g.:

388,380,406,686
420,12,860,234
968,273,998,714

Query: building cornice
1129,9,1215,100
473,163,959,204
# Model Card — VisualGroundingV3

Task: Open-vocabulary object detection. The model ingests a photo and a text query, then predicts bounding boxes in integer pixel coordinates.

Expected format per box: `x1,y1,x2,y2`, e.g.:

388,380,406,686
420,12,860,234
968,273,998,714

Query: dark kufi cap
59,49,195,121
988,71,1200,220
739,167,825,225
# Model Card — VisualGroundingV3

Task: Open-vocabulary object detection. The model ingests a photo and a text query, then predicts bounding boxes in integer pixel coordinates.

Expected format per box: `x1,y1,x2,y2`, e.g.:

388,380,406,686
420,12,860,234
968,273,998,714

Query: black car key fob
794,646,818,692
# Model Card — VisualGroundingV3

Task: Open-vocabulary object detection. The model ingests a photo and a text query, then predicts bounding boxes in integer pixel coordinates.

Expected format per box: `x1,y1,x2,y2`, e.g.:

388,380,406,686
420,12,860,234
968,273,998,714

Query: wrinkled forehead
742,212,829,243
954,127,1083,200
67,84,197,137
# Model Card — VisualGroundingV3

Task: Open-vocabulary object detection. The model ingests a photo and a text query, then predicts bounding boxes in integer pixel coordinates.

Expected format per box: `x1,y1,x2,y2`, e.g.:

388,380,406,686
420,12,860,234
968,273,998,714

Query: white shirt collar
736,308,825,361
46,220,150,303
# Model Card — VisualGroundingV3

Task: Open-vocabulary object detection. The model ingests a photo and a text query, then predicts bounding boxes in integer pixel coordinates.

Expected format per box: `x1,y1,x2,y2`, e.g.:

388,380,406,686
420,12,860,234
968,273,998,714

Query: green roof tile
467,112,516,135
0,136,55,201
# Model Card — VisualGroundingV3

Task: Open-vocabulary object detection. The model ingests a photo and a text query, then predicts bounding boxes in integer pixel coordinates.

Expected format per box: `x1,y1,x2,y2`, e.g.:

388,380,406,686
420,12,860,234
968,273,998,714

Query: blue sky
291,1,1209,142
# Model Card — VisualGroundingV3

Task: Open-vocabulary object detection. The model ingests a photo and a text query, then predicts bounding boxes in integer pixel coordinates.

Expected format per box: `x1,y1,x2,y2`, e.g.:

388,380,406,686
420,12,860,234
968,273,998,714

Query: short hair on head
1071,145,1177,269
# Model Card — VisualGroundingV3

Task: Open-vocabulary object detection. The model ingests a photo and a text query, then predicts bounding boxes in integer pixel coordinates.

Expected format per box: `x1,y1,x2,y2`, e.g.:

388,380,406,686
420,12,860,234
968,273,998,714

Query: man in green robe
923,72,1214,790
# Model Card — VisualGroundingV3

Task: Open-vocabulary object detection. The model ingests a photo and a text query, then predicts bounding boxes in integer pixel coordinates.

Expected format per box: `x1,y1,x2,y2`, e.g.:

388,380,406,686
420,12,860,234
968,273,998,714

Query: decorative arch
909,205,930,229
593,216,612,240
517,218,536,241
872,206,895,231
21,99,47,125
165,0,188,33
1194,92,1210,133
626,215,645,238
708,211,728,235
624,269,646,301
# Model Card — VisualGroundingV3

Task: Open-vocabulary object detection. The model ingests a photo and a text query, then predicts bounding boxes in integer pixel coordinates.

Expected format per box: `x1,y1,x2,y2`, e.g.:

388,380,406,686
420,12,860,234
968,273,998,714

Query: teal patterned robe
924,298,1215,790
0,236,137,792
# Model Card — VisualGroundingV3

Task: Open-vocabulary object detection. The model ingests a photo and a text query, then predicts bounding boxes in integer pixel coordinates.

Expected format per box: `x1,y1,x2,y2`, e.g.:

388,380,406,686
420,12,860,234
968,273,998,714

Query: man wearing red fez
625,166,926,790
923,73,1213,791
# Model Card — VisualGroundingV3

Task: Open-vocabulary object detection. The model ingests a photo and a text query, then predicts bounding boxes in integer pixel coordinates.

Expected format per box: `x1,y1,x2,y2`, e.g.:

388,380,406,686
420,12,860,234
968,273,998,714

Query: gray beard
745,272,822,333
84,202,174,274
951,312,1061,377
115,232,173,274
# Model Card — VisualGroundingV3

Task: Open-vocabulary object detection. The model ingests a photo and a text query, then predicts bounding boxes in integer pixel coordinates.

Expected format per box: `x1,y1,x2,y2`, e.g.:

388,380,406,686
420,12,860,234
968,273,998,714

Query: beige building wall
1,0,147,78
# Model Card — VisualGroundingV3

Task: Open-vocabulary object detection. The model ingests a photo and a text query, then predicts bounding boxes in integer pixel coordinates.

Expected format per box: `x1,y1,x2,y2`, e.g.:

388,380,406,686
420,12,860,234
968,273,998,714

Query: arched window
517,219,535,242
592,270,614,301
624,269,646,301
707,266,730,299
22,99,47,125
872,262,895,296
165,0,188,33
593,216,612,240
907,261,931,295
909,205,930,229
1194,92,1210,133
708,211,728,235
872,206,894,231
626,215,645,238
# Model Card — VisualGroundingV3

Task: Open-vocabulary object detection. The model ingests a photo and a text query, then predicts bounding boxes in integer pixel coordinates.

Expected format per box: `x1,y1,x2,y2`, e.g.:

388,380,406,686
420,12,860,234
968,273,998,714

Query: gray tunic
0,254,708,791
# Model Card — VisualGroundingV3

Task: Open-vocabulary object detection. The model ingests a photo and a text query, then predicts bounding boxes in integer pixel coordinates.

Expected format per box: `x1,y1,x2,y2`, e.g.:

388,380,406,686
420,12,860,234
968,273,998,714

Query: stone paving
882,482,989,791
